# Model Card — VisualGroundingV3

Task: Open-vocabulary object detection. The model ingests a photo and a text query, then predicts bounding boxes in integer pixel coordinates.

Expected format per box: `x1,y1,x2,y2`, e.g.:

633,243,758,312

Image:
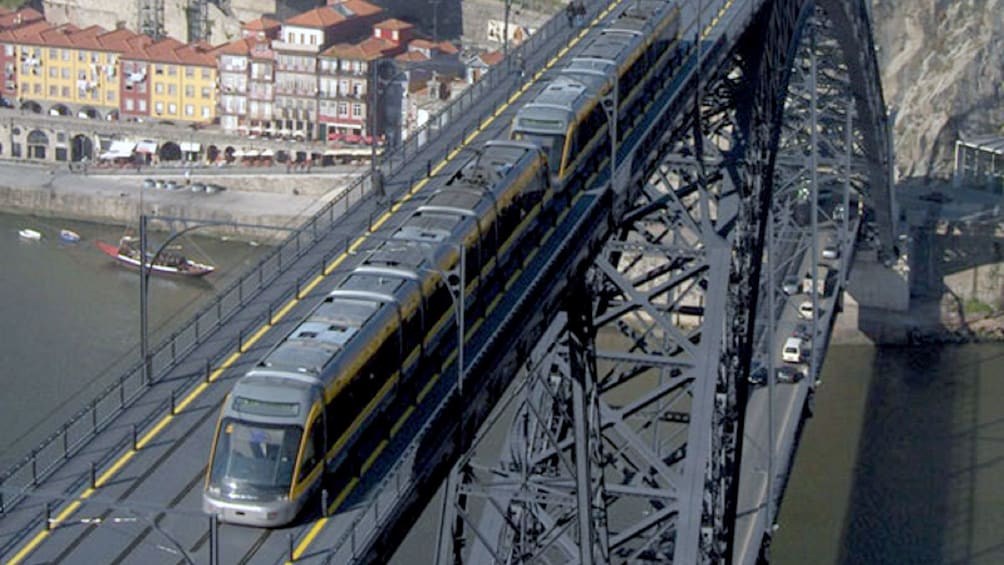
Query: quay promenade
0,160,362,240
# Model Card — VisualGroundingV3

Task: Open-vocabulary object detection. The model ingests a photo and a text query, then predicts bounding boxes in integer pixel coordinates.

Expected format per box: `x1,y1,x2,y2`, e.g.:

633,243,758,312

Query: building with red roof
272,0,383,140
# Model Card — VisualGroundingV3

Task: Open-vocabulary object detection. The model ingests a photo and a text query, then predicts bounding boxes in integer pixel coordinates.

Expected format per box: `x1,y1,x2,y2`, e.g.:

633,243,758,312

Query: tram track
45,384,232,563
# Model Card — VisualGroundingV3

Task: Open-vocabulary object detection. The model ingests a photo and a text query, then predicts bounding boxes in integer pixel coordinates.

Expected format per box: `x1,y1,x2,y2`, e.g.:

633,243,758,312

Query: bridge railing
378,3,574,179
0,0,586,522
0,172,377,514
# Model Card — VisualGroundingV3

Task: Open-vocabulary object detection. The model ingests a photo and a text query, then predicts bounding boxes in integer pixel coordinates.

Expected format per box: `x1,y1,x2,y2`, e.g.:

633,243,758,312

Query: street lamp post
369,60,384,202
137,215,294,387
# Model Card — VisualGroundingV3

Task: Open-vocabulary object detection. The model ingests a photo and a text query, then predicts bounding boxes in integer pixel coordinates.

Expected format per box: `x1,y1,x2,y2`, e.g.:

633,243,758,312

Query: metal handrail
0,6,566,515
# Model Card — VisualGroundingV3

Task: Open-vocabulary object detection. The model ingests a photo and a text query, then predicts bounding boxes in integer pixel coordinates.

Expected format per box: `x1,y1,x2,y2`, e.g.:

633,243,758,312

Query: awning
323,149,339,156
260,149,274,158
232,149,246,157
99,140,135,159
180,142,201,152
135,140,157,154
244,150,260,158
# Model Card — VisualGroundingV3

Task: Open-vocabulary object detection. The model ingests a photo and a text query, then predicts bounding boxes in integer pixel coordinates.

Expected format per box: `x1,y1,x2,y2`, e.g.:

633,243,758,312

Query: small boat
95,237,215,277
18,228,41,240
59,229,81,243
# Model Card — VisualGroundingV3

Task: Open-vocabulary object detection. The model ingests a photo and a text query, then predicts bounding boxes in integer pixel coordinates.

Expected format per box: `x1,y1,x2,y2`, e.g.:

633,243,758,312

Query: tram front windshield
208,418,302,499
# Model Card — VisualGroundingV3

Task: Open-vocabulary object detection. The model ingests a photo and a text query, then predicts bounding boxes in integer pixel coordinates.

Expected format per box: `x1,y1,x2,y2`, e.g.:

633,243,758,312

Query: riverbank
0,161,362,241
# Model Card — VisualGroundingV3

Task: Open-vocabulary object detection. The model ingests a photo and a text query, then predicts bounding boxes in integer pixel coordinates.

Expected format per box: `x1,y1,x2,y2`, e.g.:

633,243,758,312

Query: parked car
748,366,767,387
142,178,156,190
206,184,226,194
164,180,180,191
154,180,166,190
822,246,840,260
190,182,207,193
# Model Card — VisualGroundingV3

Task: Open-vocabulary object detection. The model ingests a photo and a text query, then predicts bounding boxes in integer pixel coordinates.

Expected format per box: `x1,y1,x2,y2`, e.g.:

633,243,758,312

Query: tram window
298,415,324,481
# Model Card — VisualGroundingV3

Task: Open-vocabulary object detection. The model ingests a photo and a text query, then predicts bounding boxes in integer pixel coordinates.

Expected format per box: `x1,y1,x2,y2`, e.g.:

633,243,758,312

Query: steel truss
438,1,893,564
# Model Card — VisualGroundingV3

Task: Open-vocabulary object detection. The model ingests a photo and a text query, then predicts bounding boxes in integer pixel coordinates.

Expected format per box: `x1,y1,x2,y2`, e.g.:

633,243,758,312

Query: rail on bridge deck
0,0,896,563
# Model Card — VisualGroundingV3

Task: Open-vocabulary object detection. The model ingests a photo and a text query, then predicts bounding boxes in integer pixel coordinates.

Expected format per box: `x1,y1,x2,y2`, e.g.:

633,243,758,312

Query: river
0,210,269,470
2,209,1002,562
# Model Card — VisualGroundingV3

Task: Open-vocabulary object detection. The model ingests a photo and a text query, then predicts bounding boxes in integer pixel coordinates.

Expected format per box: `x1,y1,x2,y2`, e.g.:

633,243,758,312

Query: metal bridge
0,0,895,563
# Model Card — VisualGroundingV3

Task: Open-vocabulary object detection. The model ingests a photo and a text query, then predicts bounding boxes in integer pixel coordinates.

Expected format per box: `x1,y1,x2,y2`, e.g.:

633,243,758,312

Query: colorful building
122,38,218,123
317,18,411,142
273,0,383,140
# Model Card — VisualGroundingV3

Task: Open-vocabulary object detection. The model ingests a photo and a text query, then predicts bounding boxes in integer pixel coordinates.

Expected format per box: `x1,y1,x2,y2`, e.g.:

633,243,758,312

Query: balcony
270,41,321,54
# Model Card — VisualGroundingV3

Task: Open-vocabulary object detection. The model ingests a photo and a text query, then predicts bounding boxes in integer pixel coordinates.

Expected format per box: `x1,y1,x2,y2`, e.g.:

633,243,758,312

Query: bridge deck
0,7,602,565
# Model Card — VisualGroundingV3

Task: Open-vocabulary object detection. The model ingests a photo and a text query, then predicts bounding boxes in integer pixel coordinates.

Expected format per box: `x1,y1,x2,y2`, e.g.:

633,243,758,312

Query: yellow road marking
14,0,654,563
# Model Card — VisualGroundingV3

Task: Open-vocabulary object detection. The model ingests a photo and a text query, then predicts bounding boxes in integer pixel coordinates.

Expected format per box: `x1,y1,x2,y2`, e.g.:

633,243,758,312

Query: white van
782,337,804,363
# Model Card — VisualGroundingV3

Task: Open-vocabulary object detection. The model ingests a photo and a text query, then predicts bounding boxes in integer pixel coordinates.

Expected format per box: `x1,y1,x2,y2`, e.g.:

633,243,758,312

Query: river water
0,210,269,470
2,209,1002,562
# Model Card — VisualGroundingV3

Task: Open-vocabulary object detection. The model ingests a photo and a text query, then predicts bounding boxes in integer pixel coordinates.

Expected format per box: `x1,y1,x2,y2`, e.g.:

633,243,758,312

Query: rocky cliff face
870,0,1004,182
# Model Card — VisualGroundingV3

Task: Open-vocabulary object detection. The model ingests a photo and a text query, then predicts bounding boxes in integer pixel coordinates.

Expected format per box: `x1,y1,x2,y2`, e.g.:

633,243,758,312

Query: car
920,191,950,204
776,365,805,383
164,180,180,191
206,183,226,194
748,366,767,386
190,182,207,192
821,246,840,260
154,179,166,190
142,178,156,189
792,321,812,340
782,276,800,296
798,300,816,319
782,336,805,363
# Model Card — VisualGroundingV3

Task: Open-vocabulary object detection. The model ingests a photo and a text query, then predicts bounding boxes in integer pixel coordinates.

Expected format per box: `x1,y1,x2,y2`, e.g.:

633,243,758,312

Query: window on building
90,52,98,63
185,67,194,78
340,80,348,96
155,83,163,94
185,104,194,116
91,89,98,100
139,81,147,93
201,86,211,99
48,67,57,78
33,83,41,94
48,85,57,97
61,86,69,97
338,102,348,117
61,68,69,79
168,84,177,95
287,31,294,43
125,98,134,111
155,65,164,75
107,53,115,64
202,68,210,80
185,85,194,97
168,102,177,114
168,65,177,76
155,101,163,114
48,48,57,59
352,103,362,118
310,34,316,45
4,45,12,57
106,91,114,102
139,99,147,112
